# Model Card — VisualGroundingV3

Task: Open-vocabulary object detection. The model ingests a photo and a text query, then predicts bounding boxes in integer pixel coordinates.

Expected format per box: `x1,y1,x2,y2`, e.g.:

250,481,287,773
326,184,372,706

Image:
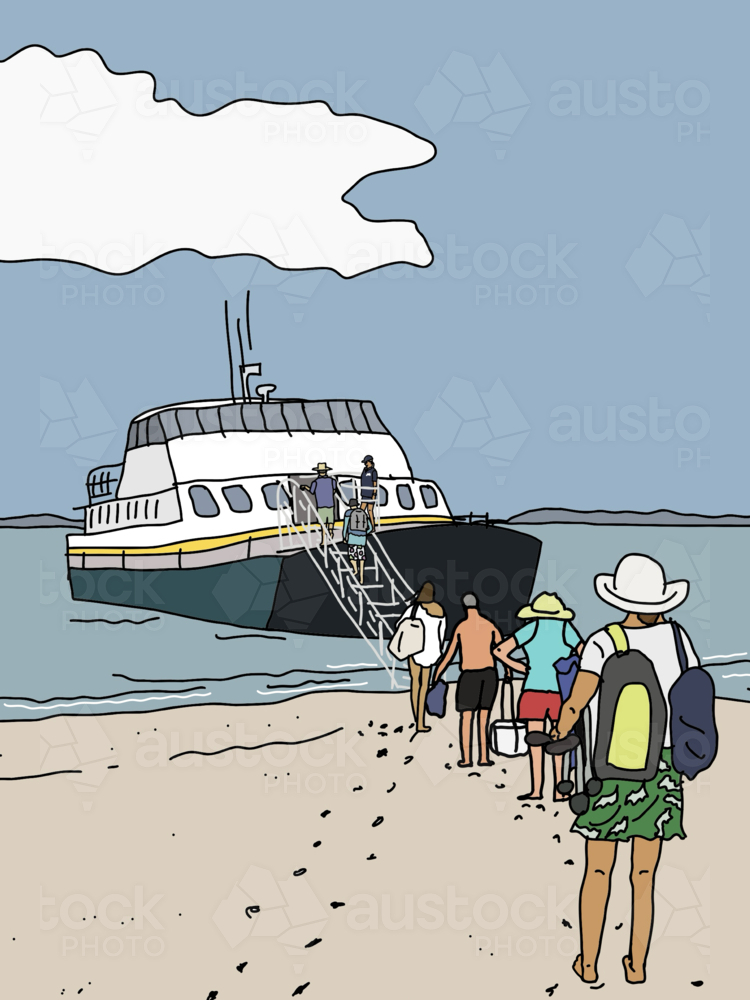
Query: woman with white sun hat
550,553,700,988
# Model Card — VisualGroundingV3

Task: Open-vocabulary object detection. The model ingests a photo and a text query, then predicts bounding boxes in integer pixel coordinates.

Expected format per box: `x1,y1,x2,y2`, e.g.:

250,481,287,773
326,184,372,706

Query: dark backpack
669,621,718,780
592,624,667,783
349,508,368,533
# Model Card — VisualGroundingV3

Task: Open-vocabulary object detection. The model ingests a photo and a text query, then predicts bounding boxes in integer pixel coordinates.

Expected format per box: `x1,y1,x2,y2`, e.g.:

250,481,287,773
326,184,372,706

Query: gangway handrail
275,479,410,688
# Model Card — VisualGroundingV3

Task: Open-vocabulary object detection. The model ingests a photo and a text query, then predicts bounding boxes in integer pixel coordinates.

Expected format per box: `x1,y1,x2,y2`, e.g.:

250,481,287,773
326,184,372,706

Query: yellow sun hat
517,592,574,620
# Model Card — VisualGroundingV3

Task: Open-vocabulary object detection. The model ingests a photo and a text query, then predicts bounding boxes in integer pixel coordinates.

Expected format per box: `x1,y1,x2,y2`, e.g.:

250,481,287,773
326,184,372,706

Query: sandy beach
0,688,743,999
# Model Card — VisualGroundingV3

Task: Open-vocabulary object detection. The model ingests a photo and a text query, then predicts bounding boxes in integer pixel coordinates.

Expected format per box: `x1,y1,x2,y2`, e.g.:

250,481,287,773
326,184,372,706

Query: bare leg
624,836,663,983
408,658,420,724
349,557,358,577
574,840,617,983
458,711,473,765
477,708,491,763
553,752,567,799
525,719,544,797
358,559,364,584
416,667,431,731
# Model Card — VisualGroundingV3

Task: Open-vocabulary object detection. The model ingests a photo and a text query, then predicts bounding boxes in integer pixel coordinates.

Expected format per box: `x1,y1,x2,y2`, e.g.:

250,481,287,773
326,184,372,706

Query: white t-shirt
395,604,446,668
580,622,699,748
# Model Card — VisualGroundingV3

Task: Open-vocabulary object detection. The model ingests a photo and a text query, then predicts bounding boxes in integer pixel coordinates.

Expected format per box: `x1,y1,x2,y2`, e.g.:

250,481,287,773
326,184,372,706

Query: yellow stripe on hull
68,515,452,556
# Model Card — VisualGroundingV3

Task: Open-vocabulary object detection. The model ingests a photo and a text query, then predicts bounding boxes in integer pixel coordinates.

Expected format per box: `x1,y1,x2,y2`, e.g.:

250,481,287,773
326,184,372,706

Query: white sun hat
594,553,689,613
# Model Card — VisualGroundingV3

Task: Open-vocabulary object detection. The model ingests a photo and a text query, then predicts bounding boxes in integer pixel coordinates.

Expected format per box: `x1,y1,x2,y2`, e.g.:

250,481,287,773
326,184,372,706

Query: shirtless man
432,592,503,767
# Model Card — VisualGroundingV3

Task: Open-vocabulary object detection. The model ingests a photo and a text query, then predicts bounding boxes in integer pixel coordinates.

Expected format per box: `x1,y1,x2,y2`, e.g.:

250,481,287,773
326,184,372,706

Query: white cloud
0,46,434,276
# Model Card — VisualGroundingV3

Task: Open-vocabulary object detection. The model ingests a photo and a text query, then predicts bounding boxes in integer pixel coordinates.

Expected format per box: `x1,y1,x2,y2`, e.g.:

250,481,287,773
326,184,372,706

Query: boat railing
86,464,123,504
84,487,181,533
276,479,411,687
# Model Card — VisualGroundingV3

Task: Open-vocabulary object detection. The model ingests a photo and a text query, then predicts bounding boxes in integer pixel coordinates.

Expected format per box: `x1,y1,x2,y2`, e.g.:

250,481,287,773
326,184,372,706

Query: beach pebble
564,859,574,865
293,868,307,877
514,815,523,820
394,726,403,733
236,962,248,972
330,901,345,909
562,919,572,928
380,723,387,728
691,981,704,987
320,810,330,818
358,730,364,736
553,834,561,843
366,854,376,860
372,816,384,827
376,748,388,758
368,721,373,727
403,756,413,765
495,783,505,789
352,785,363,792
313,841,321,848
292,984,310,996
615,923,623,929
305,938,322,948
386,782,396,793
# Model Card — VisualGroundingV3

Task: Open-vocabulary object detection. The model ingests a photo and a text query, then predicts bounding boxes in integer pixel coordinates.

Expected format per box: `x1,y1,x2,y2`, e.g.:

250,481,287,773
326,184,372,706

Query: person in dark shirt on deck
360,454,378,529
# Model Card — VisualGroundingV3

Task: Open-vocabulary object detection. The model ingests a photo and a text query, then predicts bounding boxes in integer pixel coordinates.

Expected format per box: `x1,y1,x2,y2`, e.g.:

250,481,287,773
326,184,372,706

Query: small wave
703,653,748,660
257,681,369,695
326,663,378,669
3,692,212,710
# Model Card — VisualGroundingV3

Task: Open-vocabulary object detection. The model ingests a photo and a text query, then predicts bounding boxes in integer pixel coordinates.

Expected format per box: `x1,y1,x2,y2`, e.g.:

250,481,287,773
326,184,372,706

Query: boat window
361,401,386,433
329,400,354,432
136,420,148,448
242,403,265,431
176,408,203,436
397,484,415,510
338,478,357,502
127,423,138,449
420,485,438,509
378,485,388,506
262,481,291,510
147,415,165,445
304,401,335,432
222,485,253,513
348,401,370,432
283,402,309,431
200,407,222,434
189,485,220,517
160,409,181,440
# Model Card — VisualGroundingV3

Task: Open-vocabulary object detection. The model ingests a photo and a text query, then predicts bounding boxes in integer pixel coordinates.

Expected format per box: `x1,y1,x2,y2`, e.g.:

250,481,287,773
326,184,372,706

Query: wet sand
0,690,743,998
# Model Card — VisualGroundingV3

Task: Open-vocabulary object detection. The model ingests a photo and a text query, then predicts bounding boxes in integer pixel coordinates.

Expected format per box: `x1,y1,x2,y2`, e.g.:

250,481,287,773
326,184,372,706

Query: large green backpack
592,624,667,782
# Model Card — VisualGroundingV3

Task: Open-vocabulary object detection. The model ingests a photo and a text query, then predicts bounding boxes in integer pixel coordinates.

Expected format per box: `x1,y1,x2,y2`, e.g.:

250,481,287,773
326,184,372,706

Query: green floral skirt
571,748,686,842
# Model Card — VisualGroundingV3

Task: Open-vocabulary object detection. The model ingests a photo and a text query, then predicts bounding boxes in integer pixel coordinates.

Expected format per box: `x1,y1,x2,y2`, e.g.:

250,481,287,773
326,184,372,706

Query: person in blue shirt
495,592,583,801
342,497,373,583
360,454,378,528
302,462,338,543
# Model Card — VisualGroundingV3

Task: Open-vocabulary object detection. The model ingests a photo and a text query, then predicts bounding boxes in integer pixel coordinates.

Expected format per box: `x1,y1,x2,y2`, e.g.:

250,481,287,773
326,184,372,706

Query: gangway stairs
275,480,412,688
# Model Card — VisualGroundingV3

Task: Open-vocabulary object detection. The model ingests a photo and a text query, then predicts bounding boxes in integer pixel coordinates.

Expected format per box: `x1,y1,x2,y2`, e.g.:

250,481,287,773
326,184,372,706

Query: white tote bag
388,602,425,661
490,677,528,758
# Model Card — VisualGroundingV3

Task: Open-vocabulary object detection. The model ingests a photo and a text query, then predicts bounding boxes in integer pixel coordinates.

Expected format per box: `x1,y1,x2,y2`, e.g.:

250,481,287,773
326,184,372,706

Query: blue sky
2,1,738,518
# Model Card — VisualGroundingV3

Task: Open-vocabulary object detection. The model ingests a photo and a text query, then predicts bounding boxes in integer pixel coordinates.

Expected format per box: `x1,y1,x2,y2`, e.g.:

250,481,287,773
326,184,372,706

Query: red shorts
517,690,561,722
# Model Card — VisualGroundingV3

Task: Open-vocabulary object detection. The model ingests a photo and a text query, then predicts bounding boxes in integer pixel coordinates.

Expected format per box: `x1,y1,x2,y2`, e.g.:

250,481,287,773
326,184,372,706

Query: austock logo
415,51,530,159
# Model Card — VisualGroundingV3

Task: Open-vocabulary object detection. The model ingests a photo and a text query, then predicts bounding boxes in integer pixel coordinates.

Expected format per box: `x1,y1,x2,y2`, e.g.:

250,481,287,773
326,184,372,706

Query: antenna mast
223,300,236,401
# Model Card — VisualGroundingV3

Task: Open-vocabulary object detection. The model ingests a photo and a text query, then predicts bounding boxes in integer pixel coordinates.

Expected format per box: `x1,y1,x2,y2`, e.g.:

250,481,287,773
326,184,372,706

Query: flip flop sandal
517,792,543,800
544,733,580,755
525,732,552,747
478,760,495,767
456,761,474,768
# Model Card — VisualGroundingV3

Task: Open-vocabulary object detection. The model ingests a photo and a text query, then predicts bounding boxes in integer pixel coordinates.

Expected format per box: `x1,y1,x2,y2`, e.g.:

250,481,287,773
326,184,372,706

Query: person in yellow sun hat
495,592,583,801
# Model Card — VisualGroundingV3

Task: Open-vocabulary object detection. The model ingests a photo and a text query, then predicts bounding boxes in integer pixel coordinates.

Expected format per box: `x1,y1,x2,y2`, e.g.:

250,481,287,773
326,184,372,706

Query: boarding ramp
276,479,412,686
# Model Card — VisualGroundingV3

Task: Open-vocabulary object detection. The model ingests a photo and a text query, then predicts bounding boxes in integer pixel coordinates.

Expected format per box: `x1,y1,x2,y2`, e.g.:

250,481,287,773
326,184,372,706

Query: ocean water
0,525,747,720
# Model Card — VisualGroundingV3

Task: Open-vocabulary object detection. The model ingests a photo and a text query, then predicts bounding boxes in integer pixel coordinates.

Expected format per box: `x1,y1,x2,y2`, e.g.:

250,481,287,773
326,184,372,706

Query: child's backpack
592,624,667,782
349,508,368,533
668,621,718,780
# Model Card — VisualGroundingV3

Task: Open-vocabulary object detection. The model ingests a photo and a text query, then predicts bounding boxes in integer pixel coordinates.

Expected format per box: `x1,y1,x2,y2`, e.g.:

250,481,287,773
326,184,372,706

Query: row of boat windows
188,482,439,518
127,400,388,449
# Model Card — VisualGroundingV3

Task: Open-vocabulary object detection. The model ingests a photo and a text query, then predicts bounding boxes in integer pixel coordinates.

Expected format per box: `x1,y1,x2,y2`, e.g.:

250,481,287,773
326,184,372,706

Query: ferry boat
66,329,541,645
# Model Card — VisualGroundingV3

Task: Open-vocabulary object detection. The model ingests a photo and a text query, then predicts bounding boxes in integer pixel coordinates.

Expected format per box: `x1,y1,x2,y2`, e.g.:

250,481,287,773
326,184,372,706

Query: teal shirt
514,619,582,692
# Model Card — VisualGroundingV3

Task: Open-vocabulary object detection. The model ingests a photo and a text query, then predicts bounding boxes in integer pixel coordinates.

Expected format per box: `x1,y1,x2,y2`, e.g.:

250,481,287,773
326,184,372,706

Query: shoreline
0,690,741,998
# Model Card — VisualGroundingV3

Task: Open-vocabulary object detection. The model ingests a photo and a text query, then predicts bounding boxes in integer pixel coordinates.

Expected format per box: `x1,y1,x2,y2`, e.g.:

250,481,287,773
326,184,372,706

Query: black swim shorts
455,667,499,712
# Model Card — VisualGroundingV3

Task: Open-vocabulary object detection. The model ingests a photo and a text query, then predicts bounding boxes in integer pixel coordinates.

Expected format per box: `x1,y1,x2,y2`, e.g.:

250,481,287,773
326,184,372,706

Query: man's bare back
436,609,502,674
